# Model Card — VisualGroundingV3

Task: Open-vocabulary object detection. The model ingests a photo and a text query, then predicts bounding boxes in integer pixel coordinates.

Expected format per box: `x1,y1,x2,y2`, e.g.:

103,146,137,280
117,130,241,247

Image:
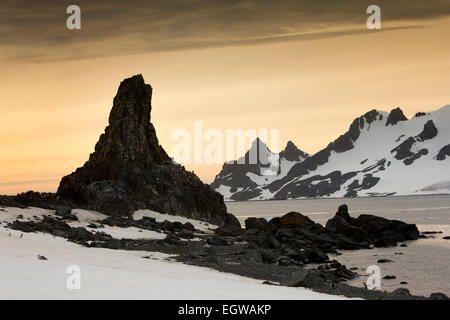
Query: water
226,195,450,297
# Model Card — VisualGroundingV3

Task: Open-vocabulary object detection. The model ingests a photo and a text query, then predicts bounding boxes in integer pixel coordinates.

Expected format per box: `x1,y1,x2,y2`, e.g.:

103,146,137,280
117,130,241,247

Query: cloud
1,0,449,61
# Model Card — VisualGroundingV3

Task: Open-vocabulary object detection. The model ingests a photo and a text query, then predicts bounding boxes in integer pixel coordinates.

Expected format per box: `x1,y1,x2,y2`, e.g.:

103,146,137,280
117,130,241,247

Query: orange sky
0,8,449,194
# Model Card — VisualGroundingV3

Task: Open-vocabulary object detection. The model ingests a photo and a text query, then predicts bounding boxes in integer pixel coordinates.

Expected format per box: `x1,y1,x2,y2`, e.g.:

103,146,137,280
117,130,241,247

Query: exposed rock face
325,207,420,247
210,138,309,201
58,74,237,226
436,144,450,161
417,120,438,141
279,141,309,161
386,107,407,126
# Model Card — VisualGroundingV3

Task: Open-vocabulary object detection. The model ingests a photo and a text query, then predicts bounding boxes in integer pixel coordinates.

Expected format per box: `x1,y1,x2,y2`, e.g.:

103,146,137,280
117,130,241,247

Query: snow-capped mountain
211,106,450,201
210,138,309,201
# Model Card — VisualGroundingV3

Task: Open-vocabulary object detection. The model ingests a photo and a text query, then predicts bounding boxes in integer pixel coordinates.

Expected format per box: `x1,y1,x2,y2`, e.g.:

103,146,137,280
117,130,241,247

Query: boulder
206,236,229,246
336,204,351,222
377,259,393,263
326,215,369,243
325,205,419,247
392,288,410,295
55,207,78,221
215,224,242,237
429,293,449,300
245,217,267,230
272,212,315,228
281,270,325,289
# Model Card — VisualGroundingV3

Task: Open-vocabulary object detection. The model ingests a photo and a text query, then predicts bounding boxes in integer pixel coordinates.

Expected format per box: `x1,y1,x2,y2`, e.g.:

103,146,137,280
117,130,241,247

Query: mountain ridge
212,105,450,201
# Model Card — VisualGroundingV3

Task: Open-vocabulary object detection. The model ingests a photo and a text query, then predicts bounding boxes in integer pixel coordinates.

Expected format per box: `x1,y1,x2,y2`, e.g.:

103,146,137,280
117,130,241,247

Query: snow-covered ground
0,207,347,300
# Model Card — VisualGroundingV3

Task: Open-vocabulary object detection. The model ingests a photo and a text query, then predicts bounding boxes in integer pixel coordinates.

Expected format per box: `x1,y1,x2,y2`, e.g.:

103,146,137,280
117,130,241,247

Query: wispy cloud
1,0,449,61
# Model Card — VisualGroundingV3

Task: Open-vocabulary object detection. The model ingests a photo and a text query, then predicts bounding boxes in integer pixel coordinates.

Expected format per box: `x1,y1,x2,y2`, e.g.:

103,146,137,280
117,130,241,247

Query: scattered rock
245,217,267,230
392,288,410,295
55,207,78,221
336,204,351,222
37,255,48,261
207,236,229,246
272,212,315,228
377,259,393,263
281,270,325,289
325,205,419,248
215,225,242,237
183,222,196,232
429,293,449,300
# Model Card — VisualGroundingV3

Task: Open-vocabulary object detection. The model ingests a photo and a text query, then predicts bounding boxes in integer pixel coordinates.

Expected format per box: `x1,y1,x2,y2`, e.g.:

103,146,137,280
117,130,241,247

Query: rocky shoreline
2,197,448,300
1,75,447,300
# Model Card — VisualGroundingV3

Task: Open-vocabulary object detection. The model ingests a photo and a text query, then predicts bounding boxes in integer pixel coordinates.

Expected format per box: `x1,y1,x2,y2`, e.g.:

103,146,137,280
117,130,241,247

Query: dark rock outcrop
245,217,268,230
271,211,315,228
390,120,439,166
386,107,408,126
417,120,438,141
391,137,416,160
436,144,450,161
414,112,427,118
326,204,419,247
279,141,309,161
0,191,56,210
57,75,236,226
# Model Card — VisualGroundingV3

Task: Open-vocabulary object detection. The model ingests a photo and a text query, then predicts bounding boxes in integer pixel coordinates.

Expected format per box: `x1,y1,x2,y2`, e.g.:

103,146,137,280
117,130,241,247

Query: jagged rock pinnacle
386,107,408,126
58,75,238,226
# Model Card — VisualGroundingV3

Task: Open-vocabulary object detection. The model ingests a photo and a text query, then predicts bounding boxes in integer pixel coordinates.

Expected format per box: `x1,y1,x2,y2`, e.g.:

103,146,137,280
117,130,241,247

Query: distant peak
284,140,298,151
250,138,268,149
280,140,309,161
286,140,296,148
118,74,147,91
386,107,408,126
